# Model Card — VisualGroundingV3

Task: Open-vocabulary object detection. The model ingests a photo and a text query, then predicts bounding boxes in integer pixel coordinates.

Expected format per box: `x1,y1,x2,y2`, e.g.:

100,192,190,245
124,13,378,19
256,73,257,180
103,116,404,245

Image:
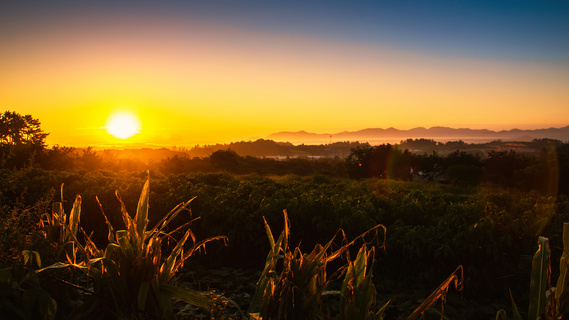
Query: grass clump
40,174,227,319
249,210,388,320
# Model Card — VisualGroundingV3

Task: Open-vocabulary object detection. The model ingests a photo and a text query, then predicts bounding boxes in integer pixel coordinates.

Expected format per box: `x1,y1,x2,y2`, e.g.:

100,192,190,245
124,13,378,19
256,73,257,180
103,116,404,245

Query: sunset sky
1,1,568,147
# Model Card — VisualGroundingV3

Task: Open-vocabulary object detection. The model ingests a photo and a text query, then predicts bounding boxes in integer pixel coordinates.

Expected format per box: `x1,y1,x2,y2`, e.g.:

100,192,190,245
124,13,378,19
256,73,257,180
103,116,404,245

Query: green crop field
1,164,569,319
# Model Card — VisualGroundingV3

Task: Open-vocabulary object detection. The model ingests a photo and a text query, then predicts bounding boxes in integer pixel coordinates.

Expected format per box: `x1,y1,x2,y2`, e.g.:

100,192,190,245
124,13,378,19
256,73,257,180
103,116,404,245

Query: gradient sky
1,1,568,146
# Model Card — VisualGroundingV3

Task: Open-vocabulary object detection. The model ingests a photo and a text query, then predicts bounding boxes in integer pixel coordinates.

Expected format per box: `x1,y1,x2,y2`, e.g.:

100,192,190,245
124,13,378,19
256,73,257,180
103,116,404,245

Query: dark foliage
345,142,568,196
0,111,48,147
1,164,569,320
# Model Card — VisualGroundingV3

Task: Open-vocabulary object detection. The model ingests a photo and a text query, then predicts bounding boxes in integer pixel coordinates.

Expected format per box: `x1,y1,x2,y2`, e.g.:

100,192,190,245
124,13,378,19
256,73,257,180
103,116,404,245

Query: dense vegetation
2,139,568,197
2,167,569,318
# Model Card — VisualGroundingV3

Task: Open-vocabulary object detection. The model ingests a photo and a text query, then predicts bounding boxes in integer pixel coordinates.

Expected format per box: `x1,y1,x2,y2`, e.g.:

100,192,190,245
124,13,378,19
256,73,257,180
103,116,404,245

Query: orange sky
1,4,568,147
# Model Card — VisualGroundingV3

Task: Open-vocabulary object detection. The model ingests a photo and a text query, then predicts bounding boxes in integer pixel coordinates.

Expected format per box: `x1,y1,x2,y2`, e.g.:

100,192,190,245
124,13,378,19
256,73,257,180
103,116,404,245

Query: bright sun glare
105,112,141,139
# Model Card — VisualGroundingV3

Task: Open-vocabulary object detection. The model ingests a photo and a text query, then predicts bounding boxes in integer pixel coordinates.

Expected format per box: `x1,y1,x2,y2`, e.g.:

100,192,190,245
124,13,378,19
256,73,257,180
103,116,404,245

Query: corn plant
40,176,227,319
40,184,81,263
339,245,389,320
497,223,569,320
248,210,386,320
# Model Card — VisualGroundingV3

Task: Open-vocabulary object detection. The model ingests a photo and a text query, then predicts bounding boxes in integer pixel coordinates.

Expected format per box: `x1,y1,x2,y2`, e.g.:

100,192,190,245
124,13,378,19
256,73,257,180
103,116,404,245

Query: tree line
2,110,568,195
347,142,569,195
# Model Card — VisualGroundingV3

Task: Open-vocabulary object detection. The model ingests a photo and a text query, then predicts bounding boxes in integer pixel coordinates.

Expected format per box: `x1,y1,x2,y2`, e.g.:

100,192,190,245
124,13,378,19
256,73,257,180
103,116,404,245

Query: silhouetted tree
159,155,188,175
346,144,413,179
518,142,568,195
210,149,240,172
438,150,482,185
483,150,529,187
38,145,76,170
413,151,443,181
346,144,373,178
389,148,414,180
444,164,483,186
399,138,439,153
77,147,104,170
558,143,569,196
443,140,467,150
444,150,482,168
0,111,49,168
0,111,48,146
369,144,393,178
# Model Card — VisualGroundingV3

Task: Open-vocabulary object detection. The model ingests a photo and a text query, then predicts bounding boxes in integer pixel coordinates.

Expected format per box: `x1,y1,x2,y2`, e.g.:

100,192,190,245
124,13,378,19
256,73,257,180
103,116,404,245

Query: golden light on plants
104,111,141,139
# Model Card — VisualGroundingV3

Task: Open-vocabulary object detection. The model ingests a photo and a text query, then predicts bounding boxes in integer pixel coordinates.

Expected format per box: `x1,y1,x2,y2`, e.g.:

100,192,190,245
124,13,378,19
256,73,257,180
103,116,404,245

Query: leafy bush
0,251,57,320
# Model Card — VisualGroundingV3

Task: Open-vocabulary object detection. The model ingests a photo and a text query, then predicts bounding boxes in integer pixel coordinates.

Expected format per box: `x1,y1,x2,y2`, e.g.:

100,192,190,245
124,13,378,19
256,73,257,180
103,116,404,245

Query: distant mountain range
267,126,569,144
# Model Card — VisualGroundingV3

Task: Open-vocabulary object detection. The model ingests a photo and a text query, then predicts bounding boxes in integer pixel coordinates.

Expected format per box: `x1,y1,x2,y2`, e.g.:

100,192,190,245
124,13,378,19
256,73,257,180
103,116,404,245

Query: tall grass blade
116,191,137,245
52,202,63,226
96,196,116,244
528,236,550,320
495,310,507,320
68,195,81,240
138,281,150,313
176,236,228,271
159,229,190,283
135,178,149,238
376,299,390,319
263,216,276,250
249,215,283,315
510,290,523,320
151,198,195,234
37,261,86,273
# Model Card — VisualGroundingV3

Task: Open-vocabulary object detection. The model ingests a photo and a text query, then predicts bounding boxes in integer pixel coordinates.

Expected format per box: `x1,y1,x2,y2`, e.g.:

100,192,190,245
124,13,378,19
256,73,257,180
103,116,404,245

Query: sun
105,112,141,139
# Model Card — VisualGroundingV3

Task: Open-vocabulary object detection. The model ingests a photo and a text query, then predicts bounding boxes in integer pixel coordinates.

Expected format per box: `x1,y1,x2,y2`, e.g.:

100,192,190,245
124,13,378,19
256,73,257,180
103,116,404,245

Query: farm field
2,166,568,319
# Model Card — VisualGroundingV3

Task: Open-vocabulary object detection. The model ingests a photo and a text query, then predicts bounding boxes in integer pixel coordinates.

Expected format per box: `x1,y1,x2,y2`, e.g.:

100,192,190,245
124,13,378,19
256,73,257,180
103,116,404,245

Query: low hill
267,126,569,144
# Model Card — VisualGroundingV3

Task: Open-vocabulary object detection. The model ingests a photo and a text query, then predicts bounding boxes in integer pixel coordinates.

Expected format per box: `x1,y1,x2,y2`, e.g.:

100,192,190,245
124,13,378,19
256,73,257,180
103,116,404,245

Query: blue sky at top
2,0,568,61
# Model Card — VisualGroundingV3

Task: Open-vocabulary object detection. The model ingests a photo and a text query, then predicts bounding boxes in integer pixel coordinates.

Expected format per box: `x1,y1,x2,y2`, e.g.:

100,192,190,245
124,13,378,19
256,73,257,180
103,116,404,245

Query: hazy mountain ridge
268,126,569,143
83,126,569,162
